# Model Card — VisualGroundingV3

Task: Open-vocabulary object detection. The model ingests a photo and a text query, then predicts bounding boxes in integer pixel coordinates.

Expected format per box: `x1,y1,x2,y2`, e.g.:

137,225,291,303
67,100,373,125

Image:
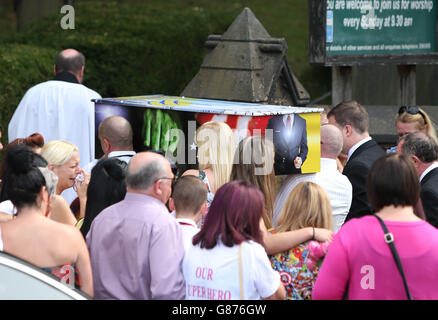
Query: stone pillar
397,65,416,106
332,66,352,106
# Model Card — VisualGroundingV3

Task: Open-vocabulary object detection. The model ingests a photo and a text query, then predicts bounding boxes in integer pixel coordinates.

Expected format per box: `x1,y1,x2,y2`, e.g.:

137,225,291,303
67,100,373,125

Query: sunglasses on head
398,106,426,123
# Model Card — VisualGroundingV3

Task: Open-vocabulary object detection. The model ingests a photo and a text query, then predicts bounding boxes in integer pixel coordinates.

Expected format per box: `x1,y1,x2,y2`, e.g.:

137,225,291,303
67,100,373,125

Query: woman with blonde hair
276,182,333,233
183,121,236,208
269,181,333,300
41,140,89,221
396,106,438,141
387,106,438,154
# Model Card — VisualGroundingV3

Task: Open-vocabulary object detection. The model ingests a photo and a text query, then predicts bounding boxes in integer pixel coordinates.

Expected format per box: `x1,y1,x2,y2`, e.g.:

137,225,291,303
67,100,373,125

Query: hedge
0,44,57,137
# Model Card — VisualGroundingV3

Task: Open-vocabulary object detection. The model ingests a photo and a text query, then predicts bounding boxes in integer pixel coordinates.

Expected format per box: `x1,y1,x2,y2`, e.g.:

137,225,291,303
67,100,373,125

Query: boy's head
170,175,207,223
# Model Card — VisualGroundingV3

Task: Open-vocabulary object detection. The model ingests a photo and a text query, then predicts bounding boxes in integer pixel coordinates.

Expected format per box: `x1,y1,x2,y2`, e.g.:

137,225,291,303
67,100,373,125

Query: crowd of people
2,48,438,300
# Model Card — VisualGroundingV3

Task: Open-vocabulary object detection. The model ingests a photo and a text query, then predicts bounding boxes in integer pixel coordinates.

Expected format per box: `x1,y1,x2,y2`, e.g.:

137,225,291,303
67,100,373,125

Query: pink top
313,215,438,300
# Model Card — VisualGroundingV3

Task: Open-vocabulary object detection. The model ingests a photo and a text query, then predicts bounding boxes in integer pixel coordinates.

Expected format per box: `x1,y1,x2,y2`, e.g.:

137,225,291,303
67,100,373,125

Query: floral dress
42,264,81,289
269,239,330,300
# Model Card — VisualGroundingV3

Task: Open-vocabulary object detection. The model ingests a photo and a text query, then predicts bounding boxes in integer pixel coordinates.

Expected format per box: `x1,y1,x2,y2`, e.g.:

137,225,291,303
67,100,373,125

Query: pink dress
313,215,438,300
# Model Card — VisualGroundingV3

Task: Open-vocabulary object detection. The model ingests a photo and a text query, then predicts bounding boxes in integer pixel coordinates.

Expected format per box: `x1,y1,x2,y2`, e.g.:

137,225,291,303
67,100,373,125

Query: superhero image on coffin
267,114,307,175
93,95,322,176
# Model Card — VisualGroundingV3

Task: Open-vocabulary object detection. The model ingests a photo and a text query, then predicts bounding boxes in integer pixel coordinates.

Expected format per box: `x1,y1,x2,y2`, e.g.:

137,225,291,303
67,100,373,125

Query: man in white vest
8,48,101,169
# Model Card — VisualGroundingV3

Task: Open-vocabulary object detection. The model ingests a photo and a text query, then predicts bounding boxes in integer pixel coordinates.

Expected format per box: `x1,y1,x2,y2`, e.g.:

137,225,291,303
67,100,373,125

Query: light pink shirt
87,193,186,300
313,215,438,300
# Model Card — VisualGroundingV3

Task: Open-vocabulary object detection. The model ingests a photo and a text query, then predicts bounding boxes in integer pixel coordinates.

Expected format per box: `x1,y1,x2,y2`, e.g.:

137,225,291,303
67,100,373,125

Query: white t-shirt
84,151,136,174
183,240,280,300
0,200,16,216
176,218,200,250
0,226,3,251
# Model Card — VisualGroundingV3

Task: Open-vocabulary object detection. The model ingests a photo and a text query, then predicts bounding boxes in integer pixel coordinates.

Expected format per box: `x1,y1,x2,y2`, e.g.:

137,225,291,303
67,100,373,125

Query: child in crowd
169,175,208,250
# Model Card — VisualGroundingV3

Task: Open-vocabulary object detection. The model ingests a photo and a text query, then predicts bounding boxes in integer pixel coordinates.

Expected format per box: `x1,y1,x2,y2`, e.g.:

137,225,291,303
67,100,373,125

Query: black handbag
375,215,413,300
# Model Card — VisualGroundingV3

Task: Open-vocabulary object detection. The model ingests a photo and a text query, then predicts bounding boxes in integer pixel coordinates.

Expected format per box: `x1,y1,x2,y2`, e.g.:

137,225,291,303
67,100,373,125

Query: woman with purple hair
182,180,285,300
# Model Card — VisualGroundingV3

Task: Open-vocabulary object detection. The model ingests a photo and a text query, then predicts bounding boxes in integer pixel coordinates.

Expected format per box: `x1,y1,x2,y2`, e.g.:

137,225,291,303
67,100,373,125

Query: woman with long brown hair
230,135,277,229
229,136,334,256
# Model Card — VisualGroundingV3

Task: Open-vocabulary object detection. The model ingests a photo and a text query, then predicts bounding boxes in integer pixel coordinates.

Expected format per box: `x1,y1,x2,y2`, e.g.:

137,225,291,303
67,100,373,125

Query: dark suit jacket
343,139,385,222
267,114,308,175
420,167,438,228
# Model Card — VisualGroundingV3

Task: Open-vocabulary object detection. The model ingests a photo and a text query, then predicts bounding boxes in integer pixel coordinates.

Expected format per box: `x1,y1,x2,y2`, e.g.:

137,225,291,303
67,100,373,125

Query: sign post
309,0,438,105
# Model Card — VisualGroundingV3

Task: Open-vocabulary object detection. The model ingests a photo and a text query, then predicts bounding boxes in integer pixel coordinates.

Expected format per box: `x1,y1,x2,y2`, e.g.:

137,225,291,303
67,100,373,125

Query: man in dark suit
267,113,308,175
328,101,385,222
399,132,438,227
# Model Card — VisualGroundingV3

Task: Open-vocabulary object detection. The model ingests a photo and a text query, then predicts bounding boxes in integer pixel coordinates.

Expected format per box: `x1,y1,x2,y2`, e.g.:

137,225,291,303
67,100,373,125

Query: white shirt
8,80,101,169
0,200,16,216
183,240,280,300
420,161,438,182
273,158,352,233
83,150,136,174
176,218,200,250
282,114,295,131
108,151,136,164
347,137,372,162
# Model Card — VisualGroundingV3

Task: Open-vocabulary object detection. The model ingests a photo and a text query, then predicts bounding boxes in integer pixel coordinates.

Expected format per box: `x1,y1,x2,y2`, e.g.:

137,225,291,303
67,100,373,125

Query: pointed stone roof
221,7,271,41
181,7,310,106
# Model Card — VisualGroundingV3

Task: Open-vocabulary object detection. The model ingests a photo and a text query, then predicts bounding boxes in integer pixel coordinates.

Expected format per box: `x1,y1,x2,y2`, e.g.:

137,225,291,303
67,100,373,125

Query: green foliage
0,0,16,40
12,1,235,97
0,44,57,137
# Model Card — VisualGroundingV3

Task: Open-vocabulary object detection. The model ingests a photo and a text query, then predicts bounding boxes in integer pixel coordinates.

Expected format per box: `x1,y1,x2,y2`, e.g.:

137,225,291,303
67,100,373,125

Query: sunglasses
398,106,426,123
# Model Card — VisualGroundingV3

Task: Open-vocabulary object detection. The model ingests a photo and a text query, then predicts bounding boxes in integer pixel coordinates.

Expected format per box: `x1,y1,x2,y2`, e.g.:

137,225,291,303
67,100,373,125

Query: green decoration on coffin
142,109,181,154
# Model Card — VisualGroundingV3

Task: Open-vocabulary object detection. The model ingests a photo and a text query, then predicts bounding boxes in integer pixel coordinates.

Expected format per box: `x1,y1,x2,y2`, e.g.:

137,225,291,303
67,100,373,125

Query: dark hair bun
102,158,128,181
6,145,35,174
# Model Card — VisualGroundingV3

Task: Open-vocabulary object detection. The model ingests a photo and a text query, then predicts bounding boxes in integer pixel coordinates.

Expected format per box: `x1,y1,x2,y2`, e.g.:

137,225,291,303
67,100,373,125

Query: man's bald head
54,48,85,82
320,124,343,159
98,116,133,152
126,152,171,191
